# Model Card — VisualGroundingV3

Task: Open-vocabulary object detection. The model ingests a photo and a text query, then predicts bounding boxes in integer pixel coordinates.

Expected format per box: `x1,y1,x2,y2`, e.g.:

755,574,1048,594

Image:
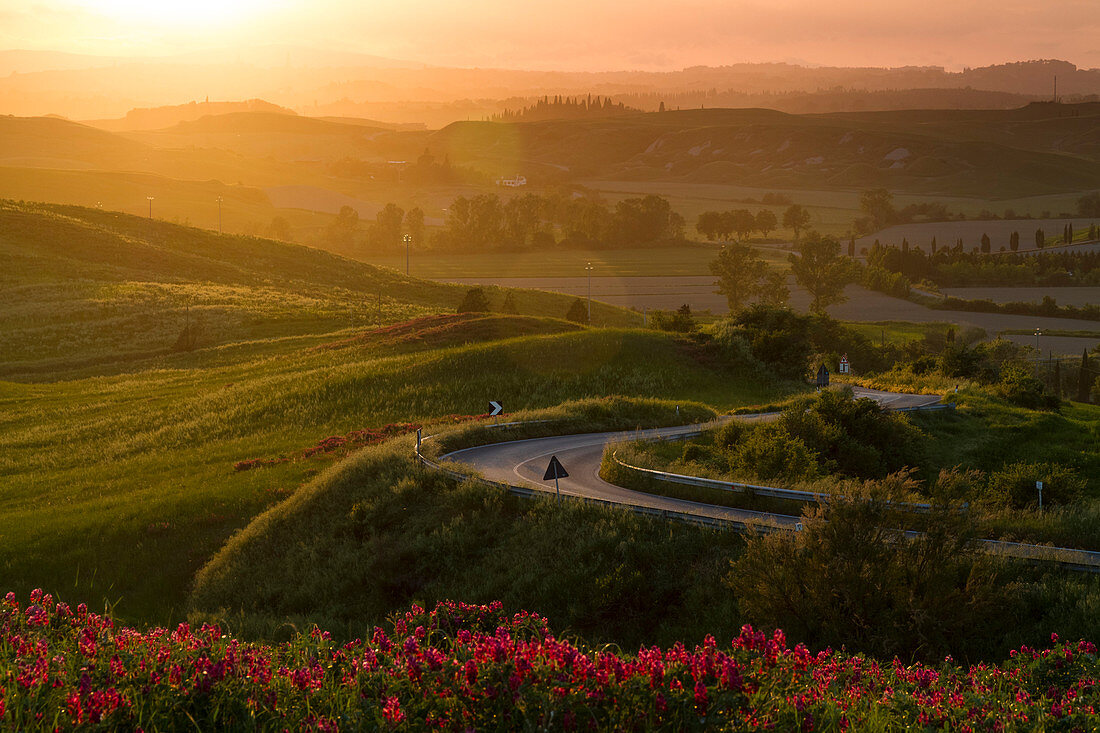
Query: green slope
0,200,637,377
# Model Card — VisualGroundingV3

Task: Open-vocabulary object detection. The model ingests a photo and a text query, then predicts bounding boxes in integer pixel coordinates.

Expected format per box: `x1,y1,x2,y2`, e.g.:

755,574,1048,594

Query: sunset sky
4,0,1100,70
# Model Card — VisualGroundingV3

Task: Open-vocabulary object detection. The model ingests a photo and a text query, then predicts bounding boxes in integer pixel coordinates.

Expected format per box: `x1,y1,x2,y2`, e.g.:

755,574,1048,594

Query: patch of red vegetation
315,312,578,352
233,416,490,472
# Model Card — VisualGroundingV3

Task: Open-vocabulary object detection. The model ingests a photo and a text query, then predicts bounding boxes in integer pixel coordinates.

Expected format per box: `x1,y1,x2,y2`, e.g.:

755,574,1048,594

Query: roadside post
1038,480,1043,510
543,455,569,504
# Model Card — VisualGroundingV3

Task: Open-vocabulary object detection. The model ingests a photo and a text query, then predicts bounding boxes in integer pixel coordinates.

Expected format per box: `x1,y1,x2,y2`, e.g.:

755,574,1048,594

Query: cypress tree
931,236,937,253
980,233,991,253
1010,231,1019,251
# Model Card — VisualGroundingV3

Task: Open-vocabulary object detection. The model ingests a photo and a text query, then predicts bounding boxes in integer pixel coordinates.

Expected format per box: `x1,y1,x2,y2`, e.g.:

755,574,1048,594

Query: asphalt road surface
441,387,940,527
437,387,1100,569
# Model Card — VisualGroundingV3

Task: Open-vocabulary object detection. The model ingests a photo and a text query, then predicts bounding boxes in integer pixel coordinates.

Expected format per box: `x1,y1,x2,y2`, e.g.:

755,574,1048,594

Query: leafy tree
503,195,541,246
755,209,778,237
456,287,491,313
501,292,519,314
266,216,291,241
782,204,811,241
723,209,756,240
758,271,790,307
371,203,405,250
404,207,425,246
788,232,853,314
847,236,856,257
696,211,723,241
324,205,360,251
709,242,769,311
733,305,814,381
565,298,588,324
859,188,896,231
1078,192,1100,217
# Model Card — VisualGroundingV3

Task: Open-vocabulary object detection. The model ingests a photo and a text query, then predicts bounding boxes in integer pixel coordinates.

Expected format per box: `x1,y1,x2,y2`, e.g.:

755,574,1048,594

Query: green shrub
730,424,819,482
777,388,927,479
713,420,745,452
997,362,1060,410
985,462,1086,509
456,287,491,313
729,472,1008,661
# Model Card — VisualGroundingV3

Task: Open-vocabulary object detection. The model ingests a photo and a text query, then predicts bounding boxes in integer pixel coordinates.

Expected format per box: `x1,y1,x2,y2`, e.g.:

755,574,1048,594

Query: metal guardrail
414,411,1100,574
414,424,787,535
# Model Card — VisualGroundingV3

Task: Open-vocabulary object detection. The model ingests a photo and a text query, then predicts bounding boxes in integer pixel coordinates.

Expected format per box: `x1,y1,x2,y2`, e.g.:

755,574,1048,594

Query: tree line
322,192,686,254
866,241,1100,287
696,204,810,241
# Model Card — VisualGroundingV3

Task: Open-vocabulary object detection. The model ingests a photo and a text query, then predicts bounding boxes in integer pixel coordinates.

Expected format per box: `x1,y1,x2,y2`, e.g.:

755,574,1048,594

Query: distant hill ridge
87,99,296,132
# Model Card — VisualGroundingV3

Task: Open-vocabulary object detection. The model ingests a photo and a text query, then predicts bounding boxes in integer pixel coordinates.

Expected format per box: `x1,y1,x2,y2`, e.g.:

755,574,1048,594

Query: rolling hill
0,200,637,378
426,105,1100,197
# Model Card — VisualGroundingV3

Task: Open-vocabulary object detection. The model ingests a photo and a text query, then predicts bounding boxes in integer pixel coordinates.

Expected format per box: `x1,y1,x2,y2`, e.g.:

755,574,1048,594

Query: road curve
440,387,942,527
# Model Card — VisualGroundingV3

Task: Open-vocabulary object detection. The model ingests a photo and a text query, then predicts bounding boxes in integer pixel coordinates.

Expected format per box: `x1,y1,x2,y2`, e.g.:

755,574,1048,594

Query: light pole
146,196,154,219
216,196,223,234
585,262,594,324
403,234,412,275
1034,328,1042,359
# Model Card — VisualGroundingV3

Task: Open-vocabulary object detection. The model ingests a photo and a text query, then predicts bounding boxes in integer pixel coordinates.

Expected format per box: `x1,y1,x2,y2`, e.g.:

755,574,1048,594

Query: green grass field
0,200,791,626
358,242,791,278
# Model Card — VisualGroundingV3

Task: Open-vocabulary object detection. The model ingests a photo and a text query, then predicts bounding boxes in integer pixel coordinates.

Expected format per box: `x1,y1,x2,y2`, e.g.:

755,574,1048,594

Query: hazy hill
0,114,153,169
427,105,1100,196
2,54,1097,122
87,99,297,132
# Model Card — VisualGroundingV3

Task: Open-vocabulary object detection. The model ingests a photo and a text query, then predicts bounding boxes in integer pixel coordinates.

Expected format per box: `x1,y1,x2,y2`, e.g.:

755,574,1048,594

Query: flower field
4,591,1100,731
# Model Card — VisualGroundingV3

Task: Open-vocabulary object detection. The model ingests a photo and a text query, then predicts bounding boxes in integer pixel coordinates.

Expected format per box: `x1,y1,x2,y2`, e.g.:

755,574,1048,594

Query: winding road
440,387,940,528
432,388,1100,571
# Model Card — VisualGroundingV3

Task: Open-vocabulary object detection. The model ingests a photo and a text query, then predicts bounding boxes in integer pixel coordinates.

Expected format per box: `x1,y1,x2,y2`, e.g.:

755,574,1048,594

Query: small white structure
496,175,527,187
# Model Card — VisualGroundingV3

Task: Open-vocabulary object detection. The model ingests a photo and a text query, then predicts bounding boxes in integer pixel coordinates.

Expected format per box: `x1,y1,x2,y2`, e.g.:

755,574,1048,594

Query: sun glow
75,0,271,29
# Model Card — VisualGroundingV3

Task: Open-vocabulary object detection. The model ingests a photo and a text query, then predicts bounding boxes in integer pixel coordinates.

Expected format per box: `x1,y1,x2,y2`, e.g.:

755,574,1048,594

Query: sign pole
555,476,560,504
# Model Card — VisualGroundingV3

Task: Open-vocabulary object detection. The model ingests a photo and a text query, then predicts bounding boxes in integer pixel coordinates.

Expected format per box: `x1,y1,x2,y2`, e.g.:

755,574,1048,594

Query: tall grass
0,326,787,626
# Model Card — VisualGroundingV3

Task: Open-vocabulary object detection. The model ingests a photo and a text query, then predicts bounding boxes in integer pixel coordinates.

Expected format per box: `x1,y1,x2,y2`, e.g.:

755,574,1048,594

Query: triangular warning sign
543,455,569,481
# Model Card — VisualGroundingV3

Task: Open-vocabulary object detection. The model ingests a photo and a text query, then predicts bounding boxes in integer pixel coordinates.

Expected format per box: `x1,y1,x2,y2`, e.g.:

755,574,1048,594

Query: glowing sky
4,0,1100,70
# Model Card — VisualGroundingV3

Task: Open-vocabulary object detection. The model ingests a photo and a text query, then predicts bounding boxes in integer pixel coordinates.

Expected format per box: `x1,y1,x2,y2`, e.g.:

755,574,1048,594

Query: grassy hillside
1,327,784,625
2,200,785,629
429,106,1100,197
0,200,638,378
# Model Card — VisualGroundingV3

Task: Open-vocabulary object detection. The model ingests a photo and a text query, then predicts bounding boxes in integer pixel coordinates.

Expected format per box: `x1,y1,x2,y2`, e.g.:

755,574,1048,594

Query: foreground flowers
2,590,1099,730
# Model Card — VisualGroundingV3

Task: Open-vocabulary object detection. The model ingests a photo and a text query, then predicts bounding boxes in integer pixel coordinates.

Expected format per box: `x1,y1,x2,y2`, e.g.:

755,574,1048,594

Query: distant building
496,175,527,187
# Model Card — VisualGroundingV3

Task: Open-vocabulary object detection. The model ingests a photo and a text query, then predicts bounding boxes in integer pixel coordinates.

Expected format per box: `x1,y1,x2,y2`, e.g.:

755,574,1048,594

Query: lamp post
216,196,223,234
1034,328,1042,359
146,196,154,219
403,234,412,275
585,262,594,324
